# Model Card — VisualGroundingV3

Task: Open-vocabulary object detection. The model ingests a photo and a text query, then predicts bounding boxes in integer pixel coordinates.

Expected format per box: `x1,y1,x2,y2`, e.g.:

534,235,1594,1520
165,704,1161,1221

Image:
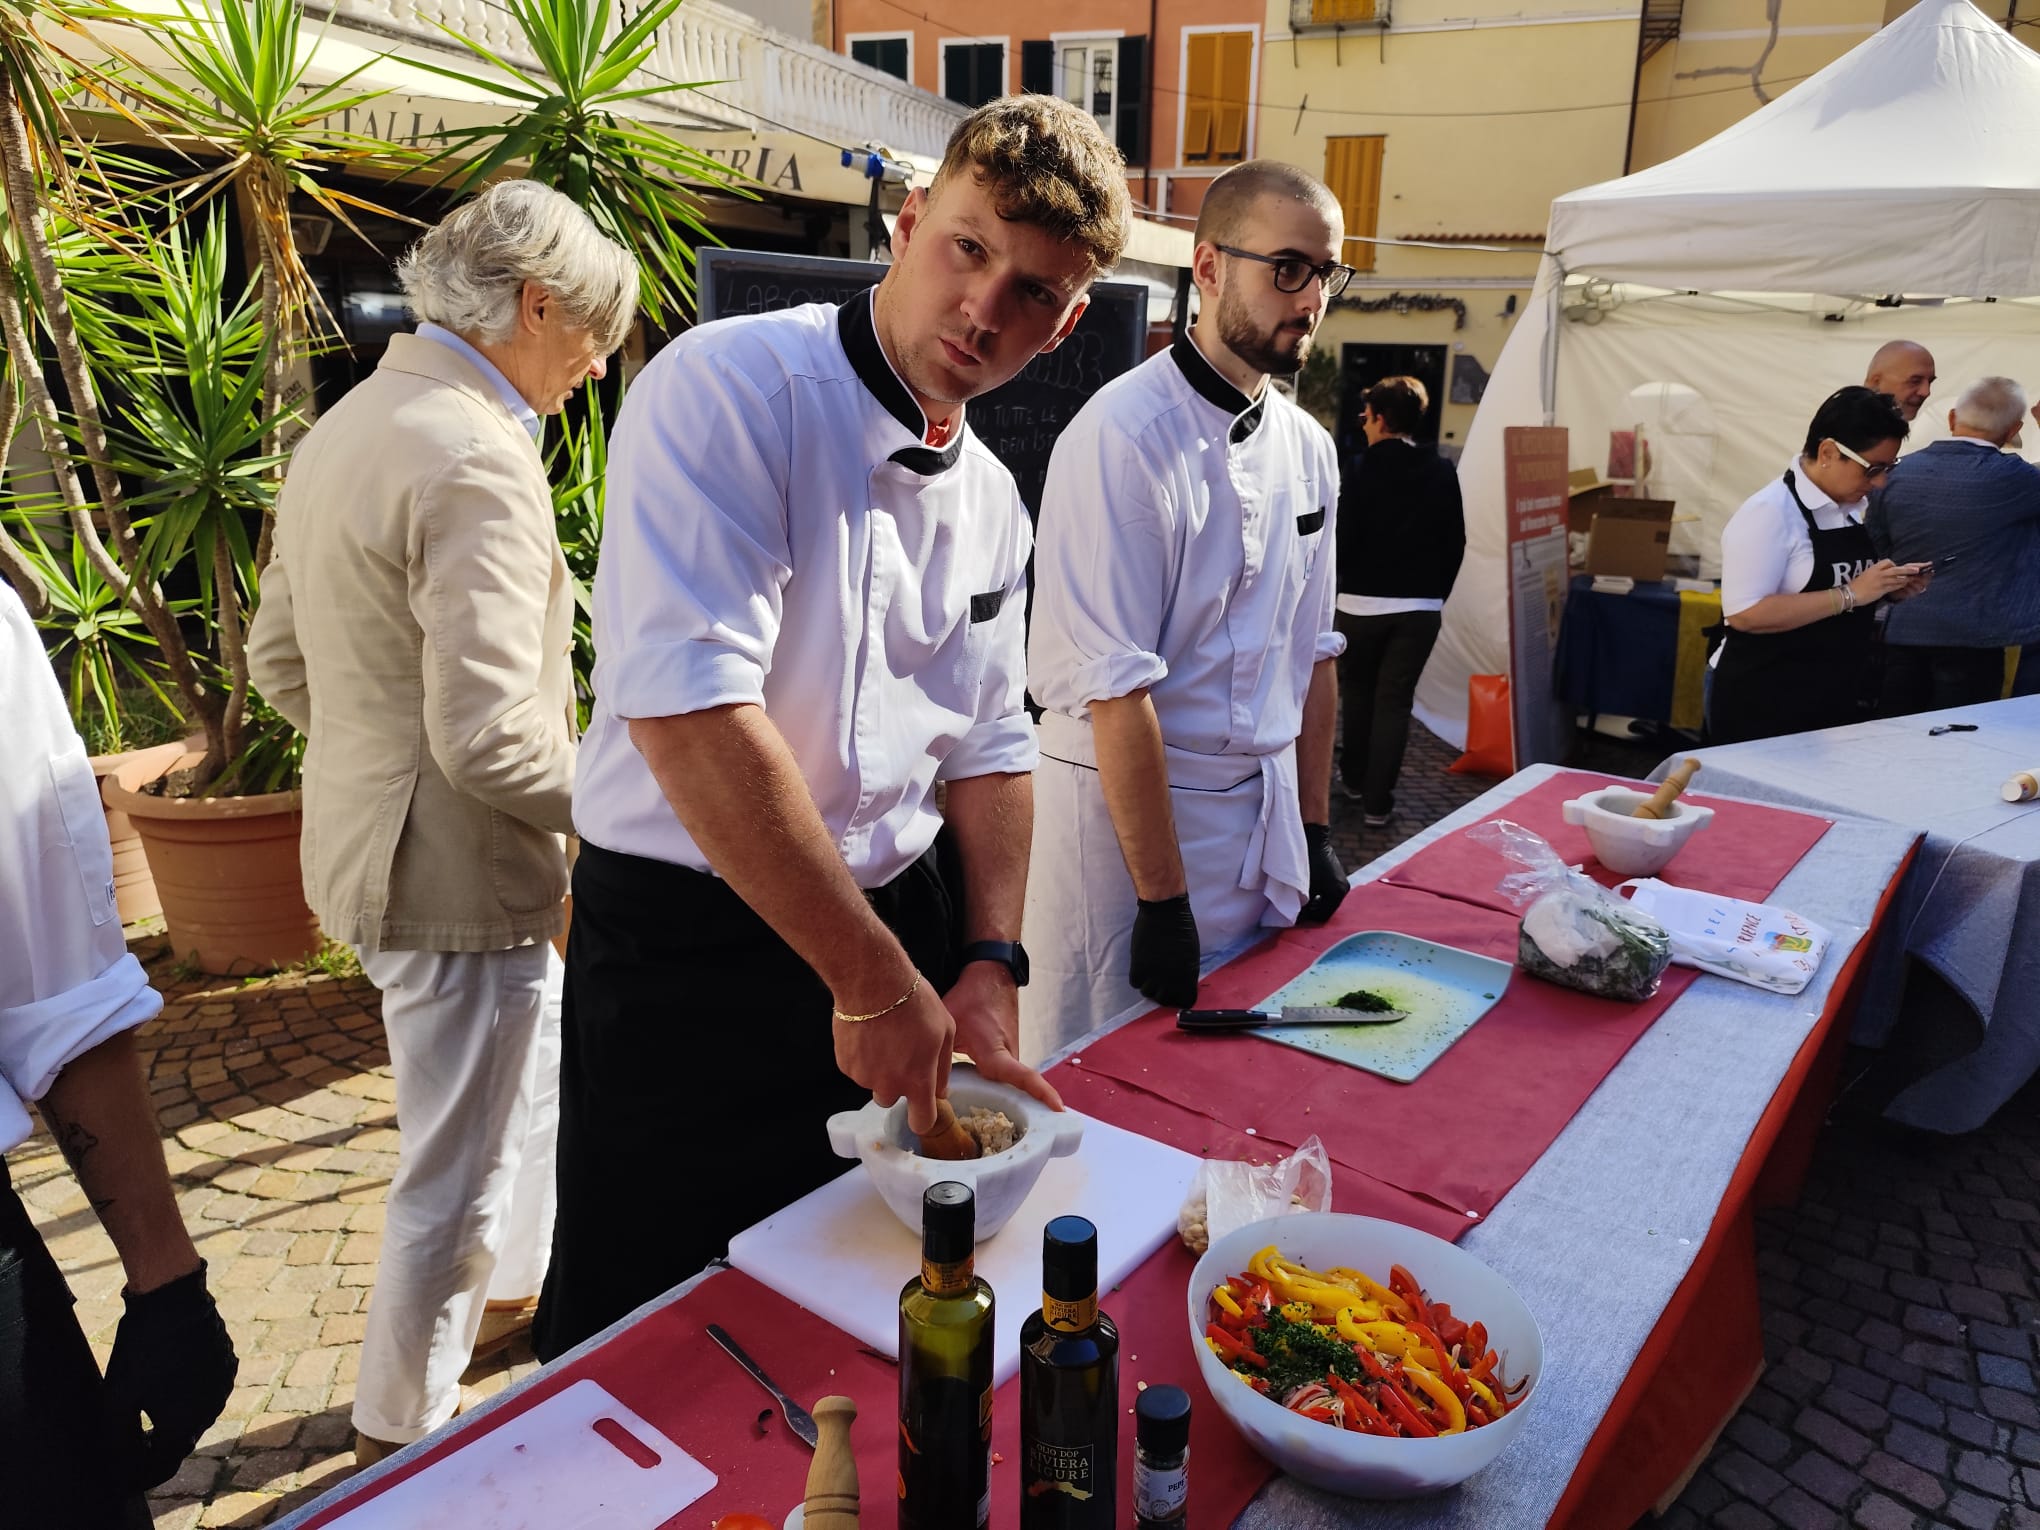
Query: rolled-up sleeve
594,344,794,722
1313,451,1346,662
1029,419,1174,713
940,522,1038,782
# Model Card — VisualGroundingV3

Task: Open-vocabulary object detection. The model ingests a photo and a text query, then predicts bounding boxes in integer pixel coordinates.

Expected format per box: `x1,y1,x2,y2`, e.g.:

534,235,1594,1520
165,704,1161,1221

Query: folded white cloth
1591,575,1636,595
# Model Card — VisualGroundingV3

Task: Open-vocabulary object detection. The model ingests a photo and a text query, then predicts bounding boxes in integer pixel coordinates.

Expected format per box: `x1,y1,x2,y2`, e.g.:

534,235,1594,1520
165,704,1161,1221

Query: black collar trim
1171,333,1265,444
837,292,962,475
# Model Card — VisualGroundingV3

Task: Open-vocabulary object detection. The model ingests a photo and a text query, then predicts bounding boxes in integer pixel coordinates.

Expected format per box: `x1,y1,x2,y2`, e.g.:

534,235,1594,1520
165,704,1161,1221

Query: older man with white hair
1866,339,1937,422
248,179,636,1462
1869,374,2040,715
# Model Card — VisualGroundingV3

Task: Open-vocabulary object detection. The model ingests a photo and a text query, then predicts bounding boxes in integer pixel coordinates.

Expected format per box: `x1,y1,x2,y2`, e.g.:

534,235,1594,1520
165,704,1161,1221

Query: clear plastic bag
1469,819,1672,1002
1177,1135,1332,1255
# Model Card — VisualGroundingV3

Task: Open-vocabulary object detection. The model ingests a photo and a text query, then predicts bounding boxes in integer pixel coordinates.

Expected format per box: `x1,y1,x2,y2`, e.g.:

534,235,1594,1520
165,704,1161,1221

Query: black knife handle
1177,1008,1271,1031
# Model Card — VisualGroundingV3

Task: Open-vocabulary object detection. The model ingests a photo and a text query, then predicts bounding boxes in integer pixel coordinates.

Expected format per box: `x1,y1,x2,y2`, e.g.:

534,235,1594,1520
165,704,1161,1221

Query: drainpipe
1145,0,1159,209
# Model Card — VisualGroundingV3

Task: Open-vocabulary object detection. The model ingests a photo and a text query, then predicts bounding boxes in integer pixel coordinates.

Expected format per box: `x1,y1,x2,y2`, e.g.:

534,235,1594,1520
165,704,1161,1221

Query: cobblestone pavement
13,721,2033,1526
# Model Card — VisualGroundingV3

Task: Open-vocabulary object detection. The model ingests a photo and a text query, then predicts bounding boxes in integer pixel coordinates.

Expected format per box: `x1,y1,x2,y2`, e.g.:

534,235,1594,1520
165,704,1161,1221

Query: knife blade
706,1322,820,1448
1177,1005,1411,1032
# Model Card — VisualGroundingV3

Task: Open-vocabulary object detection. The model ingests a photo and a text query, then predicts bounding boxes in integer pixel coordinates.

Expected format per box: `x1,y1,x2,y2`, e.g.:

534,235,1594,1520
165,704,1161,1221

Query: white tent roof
1546,0,2040,297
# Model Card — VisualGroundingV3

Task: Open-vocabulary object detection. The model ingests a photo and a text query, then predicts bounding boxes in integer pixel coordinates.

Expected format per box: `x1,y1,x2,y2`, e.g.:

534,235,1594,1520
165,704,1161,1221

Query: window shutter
1324,135,1386,272
1214,31,1253,160
1021,39,1053,95
1183,32,1216,163
944,44,971,103
1116,35,1147,163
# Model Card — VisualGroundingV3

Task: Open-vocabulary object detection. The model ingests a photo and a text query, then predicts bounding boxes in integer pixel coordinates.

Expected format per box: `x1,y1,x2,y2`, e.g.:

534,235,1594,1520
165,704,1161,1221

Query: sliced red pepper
1298,1401,1337,1423
1329,1374,1397,1438
1206,1323,1268,1369
1466,1321,1488,1358
1377,1380,1438,1438
1388,1264,1434,1329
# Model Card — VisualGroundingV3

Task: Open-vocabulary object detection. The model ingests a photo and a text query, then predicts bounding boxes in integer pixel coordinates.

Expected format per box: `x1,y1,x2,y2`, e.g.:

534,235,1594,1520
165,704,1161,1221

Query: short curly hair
931,95,1131,275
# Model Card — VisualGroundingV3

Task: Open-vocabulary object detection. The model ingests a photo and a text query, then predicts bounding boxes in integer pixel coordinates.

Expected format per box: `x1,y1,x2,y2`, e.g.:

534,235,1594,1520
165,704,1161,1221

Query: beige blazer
248,334,574,952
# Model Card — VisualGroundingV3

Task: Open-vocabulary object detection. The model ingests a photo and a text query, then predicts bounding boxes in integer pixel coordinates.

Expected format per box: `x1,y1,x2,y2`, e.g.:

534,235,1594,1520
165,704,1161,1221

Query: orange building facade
827,0,1268,225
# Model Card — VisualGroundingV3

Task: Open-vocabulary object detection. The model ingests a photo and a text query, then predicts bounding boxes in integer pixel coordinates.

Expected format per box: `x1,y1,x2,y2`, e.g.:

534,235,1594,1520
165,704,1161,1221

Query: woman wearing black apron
1710,387,1932,745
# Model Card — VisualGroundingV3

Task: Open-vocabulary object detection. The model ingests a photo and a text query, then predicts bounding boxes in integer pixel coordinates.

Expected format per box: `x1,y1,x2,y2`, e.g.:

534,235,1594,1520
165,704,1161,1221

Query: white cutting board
323,1379,715,1530
728,1113,1201,1387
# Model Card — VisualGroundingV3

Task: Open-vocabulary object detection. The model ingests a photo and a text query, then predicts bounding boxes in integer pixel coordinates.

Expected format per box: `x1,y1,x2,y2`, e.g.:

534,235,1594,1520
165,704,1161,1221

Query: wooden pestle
802,1396,860,1529
1633,758,1701,820
916,1097,981,1161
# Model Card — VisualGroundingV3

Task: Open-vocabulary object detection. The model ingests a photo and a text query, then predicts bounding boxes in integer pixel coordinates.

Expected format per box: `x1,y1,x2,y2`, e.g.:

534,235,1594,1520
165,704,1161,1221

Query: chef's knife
1177,1004,1410,1032
706,1323,820,1448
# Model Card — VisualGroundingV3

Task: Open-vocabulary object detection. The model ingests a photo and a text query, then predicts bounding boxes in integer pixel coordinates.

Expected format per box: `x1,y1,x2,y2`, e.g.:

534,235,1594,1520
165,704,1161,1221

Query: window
1324,135,1385,272
941,39,1007,108
1182,31,1254,166
1056,38,1117,140
1023,37,1146,163
849,33,910,82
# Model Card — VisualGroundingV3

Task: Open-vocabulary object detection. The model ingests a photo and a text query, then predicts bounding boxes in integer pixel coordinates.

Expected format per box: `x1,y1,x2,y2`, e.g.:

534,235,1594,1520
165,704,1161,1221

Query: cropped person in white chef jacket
534,96,1122,1357
1,579,236,1527
1022,161,1353,1061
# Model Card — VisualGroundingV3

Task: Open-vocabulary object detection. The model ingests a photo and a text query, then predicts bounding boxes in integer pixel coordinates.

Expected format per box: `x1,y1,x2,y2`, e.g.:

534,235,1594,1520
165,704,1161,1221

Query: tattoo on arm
50,1116,114,1215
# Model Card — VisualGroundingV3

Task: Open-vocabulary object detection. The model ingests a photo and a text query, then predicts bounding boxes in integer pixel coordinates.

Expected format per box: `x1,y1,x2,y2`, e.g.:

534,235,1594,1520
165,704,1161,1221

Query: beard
1216,275,1316,378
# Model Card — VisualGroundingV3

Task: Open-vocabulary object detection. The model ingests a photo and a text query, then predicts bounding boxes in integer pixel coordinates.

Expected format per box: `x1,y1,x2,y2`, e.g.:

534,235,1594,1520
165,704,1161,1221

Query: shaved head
1865,340,1936,421
1194,159,1344,249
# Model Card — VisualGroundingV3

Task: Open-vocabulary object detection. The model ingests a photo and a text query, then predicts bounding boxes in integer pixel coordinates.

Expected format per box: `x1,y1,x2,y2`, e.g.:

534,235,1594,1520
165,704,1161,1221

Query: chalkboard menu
697,246,1149,513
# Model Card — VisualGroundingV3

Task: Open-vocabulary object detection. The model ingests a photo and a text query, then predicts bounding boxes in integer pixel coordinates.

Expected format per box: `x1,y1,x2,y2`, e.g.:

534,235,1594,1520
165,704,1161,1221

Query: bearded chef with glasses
1020,160,1358,1061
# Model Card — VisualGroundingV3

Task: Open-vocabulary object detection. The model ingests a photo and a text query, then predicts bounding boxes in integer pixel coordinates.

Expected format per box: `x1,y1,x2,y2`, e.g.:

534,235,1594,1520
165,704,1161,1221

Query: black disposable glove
1130,894,1202,1009
1298,823,1349,926
103,1260,238,1489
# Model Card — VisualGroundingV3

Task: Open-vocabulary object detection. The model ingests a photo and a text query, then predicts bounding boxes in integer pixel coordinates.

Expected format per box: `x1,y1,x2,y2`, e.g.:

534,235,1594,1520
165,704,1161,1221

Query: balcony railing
319,0,968,160
1290,0,1388,28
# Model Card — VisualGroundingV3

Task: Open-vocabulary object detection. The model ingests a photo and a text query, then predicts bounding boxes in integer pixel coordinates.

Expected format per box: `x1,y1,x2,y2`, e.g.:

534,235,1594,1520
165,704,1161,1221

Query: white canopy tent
1419,0,2040,748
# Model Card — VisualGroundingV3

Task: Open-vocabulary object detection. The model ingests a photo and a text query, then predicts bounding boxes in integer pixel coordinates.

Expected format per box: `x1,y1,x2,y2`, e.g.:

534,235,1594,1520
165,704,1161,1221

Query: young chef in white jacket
0,579,237,1527
536,96,1125,1356
1023,161,1354,1060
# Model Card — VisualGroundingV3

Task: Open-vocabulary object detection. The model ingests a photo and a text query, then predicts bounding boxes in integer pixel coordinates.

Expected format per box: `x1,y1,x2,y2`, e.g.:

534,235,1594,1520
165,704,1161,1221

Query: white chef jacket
1027,334,1344,905
0,586,163,1152
574,293,1037,885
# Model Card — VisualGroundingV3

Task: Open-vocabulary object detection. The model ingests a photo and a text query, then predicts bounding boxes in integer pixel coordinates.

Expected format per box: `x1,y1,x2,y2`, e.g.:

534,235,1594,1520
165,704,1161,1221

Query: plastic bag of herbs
1468,820,1672,1002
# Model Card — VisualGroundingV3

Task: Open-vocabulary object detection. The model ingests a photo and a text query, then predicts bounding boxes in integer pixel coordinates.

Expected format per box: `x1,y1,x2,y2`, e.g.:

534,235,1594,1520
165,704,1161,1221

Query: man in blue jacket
1869,375,2040,715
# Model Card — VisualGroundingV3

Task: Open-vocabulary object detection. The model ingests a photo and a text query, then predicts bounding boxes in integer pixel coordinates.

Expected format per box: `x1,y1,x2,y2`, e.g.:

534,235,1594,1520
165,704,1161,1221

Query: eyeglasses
1829,439,1899,478
1215,244,1357,298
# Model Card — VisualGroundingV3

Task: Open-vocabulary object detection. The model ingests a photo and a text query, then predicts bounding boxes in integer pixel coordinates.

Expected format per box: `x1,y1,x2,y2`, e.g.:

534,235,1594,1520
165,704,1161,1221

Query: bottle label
1134,1457,1189,1520
1041,1291,1098,1332
922,1256,974,1295
1024,1439,1098,1502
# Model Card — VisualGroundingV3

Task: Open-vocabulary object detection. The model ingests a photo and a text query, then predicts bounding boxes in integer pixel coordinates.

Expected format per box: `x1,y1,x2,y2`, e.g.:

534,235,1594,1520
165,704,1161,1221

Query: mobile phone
1919,554,1958,574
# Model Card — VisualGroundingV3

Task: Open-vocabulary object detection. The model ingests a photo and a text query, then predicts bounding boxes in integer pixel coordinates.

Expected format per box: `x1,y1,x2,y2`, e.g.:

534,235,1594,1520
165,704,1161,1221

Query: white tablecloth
1649,696,2040,1133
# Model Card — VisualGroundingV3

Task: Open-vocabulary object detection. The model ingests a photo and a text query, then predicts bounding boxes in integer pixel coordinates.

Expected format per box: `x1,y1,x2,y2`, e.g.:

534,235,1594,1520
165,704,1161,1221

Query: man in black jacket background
1334,376,1466,825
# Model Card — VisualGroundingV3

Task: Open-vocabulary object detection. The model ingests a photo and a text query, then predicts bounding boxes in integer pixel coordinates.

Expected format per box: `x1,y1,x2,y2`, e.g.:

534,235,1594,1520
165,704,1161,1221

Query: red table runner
1379,770,1833,913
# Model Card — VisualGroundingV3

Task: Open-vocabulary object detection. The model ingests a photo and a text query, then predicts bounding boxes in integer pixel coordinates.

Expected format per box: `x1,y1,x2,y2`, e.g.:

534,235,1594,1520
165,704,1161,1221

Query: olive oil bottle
898,1181,994,1530
1018,1215,1119,1528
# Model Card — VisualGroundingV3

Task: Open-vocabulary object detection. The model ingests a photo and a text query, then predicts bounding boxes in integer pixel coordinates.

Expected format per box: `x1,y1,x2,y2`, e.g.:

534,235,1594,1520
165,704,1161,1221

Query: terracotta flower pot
88,738,192,926
101,744,322,975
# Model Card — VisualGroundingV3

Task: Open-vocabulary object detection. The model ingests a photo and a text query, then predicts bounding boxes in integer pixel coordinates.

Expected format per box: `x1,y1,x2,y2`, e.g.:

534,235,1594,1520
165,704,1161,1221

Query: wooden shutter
1116,35,1147,163
1021,39,1053,96
944,43,972,104
1324,135,1385,271
1183,32,1216,163
1214,31,1253,160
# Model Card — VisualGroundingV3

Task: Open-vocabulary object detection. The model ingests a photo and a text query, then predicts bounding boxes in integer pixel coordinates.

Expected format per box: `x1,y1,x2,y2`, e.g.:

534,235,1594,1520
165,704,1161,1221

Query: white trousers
1019,755,1274,1065
352,942,562,1443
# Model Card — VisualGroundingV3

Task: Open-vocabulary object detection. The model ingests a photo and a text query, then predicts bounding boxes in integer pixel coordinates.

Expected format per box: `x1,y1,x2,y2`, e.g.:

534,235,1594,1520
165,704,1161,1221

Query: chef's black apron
1708,470,1879,746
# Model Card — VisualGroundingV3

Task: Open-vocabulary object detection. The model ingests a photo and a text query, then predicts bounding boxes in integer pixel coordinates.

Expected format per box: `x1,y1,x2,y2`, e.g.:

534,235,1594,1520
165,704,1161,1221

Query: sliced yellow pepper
1325,1265,1416,1320
1464,1371,1502,1416
1280,1299,1315,1323
1404,1364,1466,1434
1212,1284,1243,1319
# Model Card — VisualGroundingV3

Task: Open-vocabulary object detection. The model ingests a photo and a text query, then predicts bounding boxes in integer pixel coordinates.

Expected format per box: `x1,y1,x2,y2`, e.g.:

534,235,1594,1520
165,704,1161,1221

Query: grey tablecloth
279,765,1913,1530
1648,696,2040,1133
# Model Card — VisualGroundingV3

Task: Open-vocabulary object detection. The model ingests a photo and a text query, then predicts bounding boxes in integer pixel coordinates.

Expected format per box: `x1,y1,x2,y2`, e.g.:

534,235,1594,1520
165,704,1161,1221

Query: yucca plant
550,378,608,727
121,0,426,566
407,0,746,325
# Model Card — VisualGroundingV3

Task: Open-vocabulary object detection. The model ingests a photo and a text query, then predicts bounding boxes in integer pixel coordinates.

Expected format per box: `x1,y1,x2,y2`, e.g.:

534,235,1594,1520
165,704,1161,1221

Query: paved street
10,725,2037,1526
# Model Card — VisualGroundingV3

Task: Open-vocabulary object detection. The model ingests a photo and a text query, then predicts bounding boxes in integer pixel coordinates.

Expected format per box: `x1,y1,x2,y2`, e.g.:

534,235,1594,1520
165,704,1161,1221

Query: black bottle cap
1041,1215,1098,1301
1136,1385,1193,1457
922,1181,975,1264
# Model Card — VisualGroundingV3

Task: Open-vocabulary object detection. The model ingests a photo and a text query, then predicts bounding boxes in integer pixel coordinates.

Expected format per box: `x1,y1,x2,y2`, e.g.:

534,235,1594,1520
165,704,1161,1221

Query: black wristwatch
959,940,1029,987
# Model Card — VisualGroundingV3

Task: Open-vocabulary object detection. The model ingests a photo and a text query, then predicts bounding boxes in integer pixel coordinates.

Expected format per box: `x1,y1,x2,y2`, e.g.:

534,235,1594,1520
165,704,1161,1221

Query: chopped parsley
1252,1308,1364,1397
1334,989,1398,1013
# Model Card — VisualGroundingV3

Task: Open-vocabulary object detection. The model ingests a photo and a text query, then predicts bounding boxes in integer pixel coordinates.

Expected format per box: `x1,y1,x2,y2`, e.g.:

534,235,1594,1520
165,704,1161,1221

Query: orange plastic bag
1450,674,1513,776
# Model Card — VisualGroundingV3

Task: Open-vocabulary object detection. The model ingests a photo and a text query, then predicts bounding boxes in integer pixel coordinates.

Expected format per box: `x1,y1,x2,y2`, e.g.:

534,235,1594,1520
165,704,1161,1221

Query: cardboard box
1584,498,1678,581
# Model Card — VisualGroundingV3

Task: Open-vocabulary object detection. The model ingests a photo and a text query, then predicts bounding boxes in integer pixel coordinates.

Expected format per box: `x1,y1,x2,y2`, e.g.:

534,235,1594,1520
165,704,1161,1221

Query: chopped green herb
1254,1308,1364,1397
1333,989,1397,1013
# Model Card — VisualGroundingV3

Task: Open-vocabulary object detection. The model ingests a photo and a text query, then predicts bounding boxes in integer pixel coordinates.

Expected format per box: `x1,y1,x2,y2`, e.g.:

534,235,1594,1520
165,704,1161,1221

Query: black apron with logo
1708,470,1878,745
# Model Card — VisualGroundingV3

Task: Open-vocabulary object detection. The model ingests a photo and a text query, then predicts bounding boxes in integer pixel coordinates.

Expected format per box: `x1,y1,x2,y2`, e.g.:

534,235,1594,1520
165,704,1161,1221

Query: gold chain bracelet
833,972,922,1025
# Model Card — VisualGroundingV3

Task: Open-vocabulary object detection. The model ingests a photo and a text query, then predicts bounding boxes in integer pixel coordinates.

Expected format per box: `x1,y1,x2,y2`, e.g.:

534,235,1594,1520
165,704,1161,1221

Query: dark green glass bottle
1018,1215,1119,1528
898,1181,993,1530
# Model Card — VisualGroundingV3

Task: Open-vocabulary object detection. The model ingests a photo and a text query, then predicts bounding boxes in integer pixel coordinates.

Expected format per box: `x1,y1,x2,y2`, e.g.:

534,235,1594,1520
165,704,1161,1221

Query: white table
1650,696,2040,1133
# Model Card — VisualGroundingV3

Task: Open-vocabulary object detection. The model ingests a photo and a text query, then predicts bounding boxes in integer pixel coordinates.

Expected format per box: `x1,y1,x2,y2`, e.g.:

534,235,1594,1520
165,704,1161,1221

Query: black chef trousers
534,837,965,1361
0,1161,152,1530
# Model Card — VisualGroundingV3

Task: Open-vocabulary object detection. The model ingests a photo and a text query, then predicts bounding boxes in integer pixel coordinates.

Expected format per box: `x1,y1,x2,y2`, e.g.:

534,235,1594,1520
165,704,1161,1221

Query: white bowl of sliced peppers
1186,1213,1542,1498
